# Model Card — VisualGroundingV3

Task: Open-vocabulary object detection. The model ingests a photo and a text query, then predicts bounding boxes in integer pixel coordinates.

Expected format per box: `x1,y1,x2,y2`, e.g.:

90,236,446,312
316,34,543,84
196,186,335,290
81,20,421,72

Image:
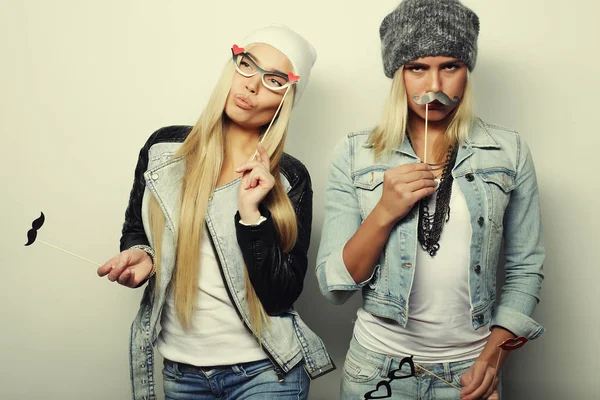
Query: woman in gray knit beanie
316,1,545,399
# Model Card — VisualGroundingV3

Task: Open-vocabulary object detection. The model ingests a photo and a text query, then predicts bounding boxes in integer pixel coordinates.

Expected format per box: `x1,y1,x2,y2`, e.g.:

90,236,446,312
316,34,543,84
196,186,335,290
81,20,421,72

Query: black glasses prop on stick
363,335,529,399
364,356,416,399
363,355,465,399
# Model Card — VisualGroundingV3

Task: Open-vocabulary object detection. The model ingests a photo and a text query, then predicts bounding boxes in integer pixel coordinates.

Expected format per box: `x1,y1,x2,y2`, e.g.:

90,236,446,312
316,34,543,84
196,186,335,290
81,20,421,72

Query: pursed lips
234,94,254,110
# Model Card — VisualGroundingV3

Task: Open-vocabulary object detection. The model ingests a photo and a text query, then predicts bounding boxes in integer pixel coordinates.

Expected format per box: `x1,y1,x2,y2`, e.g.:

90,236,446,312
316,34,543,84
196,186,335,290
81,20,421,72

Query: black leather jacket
119,125,312,315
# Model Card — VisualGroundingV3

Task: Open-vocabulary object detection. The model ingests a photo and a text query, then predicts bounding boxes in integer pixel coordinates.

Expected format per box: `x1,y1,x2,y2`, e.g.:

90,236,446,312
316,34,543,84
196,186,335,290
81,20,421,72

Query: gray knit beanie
380,0,480,78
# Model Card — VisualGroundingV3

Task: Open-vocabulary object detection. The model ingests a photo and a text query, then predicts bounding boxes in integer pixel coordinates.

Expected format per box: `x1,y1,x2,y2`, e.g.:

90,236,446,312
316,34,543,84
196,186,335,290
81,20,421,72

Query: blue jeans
162,358,309,400
341,337,502,400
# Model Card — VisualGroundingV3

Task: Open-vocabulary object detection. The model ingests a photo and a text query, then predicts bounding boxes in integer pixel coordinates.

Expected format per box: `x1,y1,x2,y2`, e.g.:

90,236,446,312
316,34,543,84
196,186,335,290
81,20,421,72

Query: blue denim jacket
128,141,333,400
316,118,545,342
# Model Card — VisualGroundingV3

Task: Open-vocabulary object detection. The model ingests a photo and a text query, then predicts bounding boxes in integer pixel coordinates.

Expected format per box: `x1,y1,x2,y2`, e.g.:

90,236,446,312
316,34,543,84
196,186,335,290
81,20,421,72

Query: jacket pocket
353,168,386,219
480,170,514,229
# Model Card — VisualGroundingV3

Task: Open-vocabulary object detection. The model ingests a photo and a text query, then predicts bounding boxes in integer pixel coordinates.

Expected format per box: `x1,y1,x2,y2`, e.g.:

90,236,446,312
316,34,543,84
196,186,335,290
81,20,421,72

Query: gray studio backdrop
2,1,599,399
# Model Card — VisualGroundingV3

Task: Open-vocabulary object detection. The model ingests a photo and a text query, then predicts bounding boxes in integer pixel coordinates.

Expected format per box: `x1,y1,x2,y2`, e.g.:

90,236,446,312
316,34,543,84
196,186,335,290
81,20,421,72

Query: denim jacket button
465,173,474,182
478,217,484,226
474,265,481,274
151,173,159,180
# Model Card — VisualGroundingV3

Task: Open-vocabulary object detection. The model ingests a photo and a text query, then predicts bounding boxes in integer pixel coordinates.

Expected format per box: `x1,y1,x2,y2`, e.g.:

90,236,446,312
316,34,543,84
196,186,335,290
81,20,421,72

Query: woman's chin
224,114,266,132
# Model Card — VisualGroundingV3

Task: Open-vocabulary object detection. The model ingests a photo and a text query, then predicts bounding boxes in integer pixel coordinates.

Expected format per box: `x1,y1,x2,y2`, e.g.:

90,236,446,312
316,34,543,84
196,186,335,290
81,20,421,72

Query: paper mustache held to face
409,92,461,165
412,92,460,106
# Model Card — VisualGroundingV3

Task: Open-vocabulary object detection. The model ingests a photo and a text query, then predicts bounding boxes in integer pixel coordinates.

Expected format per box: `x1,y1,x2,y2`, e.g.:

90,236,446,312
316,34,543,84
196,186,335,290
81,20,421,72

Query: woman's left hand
459,360,499,399
235,144,275,224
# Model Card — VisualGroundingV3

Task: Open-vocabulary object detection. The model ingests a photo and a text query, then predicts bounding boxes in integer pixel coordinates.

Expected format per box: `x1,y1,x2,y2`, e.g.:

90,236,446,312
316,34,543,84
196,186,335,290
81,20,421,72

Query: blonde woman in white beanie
97,25,334,400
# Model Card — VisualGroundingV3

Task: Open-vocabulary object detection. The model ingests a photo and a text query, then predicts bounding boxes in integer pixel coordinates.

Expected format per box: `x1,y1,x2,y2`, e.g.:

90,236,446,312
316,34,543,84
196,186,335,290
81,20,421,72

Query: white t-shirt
354,180,490,363
157,227,265,366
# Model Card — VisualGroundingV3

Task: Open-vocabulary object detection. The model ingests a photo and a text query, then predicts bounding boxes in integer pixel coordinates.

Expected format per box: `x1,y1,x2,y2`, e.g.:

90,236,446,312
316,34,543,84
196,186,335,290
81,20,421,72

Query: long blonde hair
368,66,474,160
148,52,298,339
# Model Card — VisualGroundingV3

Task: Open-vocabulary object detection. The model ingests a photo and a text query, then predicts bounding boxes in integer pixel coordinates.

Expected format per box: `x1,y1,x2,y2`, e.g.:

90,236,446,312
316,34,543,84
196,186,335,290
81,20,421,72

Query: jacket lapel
143,156,185,241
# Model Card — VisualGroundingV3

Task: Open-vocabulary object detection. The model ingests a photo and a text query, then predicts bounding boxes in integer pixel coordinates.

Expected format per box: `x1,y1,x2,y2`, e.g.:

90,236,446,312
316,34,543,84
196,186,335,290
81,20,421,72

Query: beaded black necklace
406,133,458,257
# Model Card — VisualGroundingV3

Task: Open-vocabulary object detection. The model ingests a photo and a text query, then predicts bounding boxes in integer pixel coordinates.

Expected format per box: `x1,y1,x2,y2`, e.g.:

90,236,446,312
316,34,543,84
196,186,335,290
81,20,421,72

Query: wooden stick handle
38,240,101,267
491,349,504,391
249,86,291,161
424,104,429,164
415,364,461,391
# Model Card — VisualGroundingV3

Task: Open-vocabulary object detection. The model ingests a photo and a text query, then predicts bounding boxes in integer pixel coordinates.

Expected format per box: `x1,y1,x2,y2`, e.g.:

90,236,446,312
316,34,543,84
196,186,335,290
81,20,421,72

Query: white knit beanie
242,25,317,105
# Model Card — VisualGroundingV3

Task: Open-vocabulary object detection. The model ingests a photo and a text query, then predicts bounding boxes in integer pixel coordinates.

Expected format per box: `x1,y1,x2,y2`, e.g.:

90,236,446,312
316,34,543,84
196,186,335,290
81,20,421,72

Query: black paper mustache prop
24,212,100,266
25,212,45,246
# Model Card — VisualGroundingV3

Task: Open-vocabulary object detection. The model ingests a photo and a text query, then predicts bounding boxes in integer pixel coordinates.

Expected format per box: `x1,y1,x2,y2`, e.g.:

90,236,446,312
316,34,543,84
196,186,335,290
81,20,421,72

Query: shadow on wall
475,54,554,399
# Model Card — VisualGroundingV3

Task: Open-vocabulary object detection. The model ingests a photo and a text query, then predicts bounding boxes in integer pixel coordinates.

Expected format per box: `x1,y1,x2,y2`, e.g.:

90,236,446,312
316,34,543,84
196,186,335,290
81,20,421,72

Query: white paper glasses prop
232,44,299,91
231,45,300,162
411,92,460,164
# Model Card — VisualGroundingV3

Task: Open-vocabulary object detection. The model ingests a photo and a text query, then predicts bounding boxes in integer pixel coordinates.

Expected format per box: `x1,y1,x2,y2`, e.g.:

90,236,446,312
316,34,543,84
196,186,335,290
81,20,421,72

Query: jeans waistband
164,358,271,377
349,336,475,382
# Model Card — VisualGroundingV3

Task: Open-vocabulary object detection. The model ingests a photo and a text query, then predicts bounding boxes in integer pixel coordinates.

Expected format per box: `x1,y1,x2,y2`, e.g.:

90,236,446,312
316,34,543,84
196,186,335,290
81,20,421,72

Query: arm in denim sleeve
235,160,312,316
491,134,546,340
316,137,375,305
